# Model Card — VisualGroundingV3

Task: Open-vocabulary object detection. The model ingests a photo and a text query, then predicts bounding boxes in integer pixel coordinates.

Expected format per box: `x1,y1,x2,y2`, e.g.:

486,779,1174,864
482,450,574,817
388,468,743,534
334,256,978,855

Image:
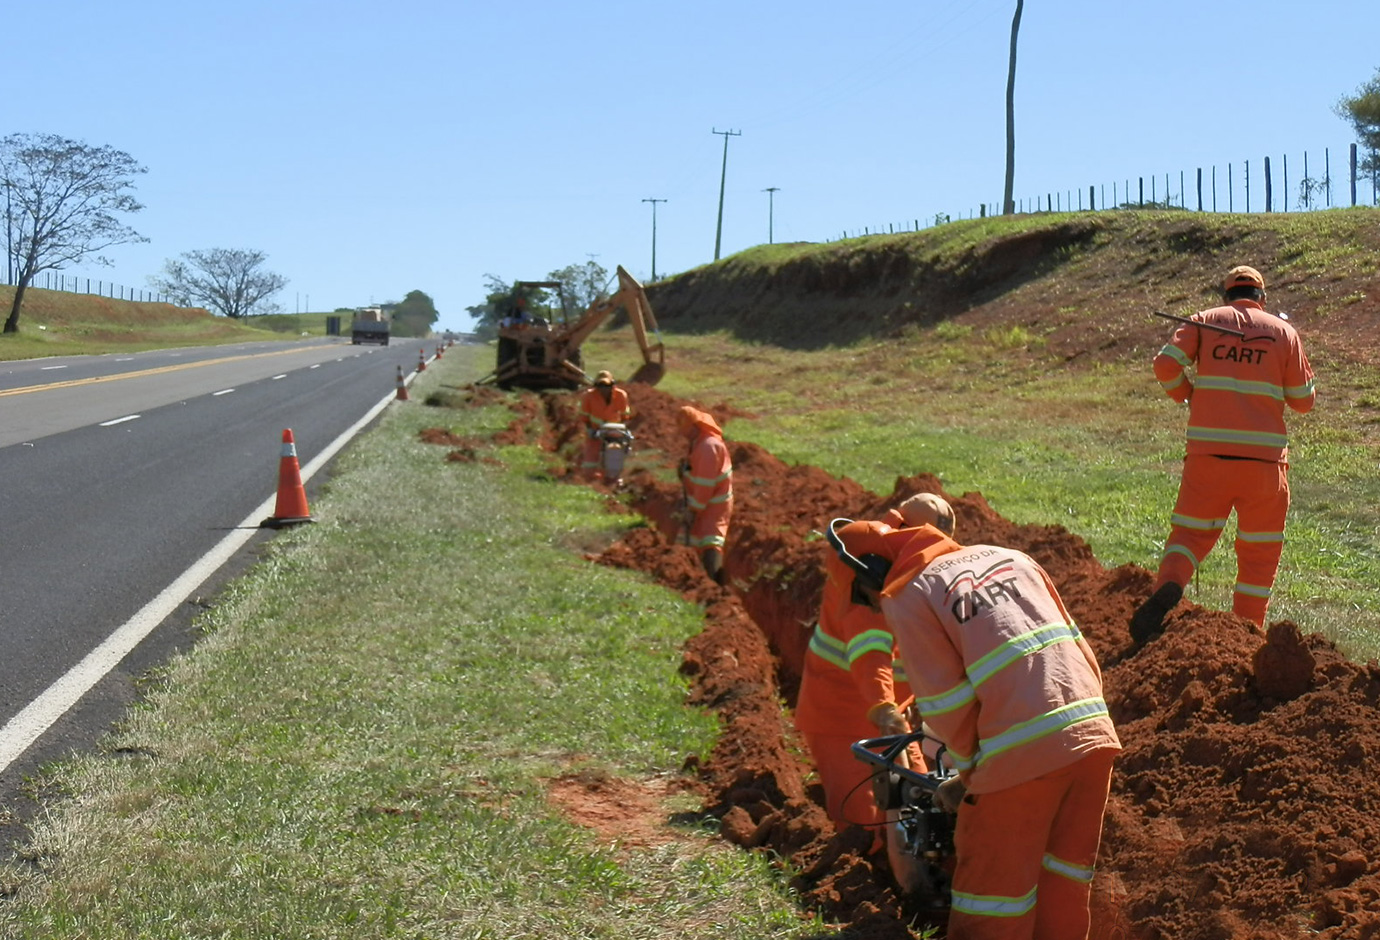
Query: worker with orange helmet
677,405,732,584
579,371,632,481
1132,265,1316,642
795,494,956,892
826,518,1120,939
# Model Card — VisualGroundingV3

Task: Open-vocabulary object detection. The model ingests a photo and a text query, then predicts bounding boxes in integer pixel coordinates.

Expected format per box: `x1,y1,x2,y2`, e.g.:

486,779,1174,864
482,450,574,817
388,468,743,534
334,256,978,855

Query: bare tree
1002,0,1024,216
0,133,147,333
151,248,288,319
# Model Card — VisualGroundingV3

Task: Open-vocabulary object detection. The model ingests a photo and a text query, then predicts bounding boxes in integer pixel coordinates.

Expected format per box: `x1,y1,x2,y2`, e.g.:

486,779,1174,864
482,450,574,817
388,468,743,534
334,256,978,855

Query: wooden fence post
1265,155,1272,212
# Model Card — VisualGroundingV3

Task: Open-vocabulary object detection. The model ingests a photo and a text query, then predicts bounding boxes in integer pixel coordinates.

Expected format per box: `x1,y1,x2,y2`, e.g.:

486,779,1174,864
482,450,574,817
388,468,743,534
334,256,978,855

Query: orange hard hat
1223,265,1265,291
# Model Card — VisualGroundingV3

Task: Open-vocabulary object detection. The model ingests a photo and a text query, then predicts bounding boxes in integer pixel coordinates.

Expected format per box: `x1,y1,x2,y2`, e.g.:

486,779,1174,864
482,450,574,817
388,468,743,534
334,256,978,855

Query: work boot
1130,582,1183,645
700,548,725,586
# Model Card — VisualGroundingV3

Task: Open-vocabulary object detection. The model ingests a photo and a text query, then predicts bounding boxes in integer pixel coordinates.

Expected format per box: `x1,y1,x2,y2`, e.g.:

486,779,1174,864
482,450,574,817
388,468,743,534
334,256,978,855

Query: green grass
0,347,822,939
604,319,1380,660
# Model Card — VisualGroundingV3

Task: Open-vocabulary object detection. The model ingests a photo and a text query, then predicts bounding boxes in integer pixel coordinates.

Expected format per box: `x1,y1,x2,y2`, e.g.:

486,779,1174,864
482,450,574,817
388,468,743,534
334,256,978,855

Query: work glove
867,702,910,737
934,775,967,814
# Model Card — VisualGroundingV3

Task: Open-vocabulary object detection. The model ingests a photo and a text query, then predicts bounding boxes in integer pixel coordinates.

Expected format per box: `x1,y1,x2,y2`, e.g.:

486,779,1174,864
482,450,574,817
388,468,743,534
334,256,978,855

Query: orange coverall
854,524,1120,940
1151,299,1315,625
579,384,631,477
795,549,917,831
678,408,732,550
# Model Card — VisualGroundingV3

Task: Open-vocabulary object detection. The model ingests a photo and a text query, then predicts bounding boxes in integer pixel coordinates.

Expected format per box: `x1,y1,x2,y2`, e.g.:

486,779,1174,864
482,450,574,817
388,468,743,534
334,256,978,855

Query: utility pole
712,128,741,261
762,187,780,244
641,198,666,281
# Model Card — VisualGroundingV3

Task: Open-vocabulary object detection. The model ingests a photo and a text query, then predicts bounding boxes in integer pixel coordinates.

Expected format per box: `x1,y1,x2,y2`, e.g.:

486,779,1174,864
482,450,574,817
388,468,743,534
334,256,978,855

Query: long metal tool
1153,310,1245,338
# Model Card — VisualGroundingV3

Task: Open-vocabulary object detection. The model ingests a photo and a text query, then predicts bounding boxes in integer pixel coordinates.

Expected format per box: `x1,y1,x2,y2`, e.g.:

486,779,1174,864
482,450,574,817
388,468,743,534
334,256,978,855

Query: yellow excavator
483,265,665,391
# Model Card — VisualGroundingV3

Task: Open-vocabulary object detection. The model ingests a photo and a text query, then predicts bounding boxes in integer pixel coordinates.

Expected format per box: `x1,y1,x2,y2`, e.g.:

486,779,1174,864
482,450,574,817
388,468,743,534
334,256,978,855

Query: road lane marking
99,415,141,427
213,389,235,396
0,379,401,776
0,344,336,398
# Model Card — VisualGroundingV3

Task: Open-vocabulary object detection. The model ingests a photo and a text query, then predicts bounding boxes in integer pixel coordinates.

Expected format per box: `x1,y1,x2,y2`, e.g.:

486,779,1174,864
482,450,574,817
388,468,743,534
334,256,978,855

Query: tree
1002,0,1024,216
546,259,610,313
151,248,287,318
0,133,147,333
1335,67,1380,176
389,289,439,337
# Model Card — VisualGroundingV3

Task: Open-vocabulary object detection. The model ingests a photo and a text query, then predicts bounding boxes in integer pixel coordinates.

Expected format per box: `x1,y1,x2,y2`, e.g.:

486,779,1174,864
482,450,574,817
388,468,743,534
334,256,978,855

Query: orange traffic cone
436,344,443,359
417,349,427,372
395,364,409,400
261,429,313,528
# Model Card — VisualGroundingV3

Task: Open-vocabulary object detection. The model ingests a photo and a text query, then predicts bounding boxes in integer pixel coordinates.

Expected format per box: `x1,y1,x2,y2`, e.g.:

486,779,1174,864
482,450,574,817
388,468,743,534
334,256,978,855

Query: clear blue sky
9,0,1378,333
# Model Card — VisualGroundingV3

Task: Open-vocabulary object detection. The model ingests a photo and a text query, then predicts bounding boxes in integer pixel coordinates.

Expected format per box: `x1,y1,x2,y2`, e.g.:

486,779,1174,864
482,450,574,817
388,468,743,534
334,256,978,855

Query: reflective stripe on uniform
978,697,1111,762
915,678,976,718
807,627,849,670
1169,511,1228,531
1043,852,1095,884
848,628,894,662
965,622,1083,690
1186,425,1288,449
1236,528,1283,543
1234,581,1272,599
950,885,1037,918
1195,374,1286,401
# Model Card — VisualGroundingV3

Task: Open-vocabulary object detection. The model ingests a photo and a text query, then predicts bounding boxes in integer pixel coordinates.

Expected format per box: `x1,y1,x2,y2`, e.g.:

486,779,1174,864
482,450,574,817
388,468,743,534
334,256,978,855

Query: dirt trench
436,381,1380,940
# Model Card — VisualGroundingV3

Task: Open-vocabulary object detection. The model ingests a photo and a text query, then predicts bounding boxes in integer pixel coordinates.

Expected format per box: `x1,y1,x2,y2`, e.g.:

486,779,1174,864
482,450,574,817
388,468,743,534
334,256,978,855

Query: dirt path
435,381,1380,940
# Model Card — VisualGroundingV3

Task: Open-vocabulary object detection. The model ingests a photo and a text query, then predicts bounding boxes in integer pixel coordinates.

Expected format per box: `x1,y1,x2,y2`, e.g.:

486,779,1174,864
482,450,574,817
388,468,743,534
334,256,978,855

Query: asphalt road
0,336,434,831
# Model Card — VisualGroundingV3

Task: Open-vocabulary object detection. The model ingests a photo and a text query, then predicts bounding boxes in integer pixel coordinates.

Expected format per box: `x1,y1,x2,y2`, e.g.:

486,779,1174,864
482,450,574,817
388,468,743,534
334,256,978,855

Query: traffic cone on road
436,344,443,359
395,364,409,401
417,349,427,372
261,429,314,529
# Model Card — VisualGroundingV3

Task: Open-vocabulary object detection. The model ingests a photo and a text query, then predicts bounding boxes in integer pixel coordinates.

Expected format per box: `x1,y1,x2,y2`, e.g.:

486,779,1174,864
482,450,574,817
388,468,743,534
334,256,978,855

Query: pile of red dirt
432,379,1380,940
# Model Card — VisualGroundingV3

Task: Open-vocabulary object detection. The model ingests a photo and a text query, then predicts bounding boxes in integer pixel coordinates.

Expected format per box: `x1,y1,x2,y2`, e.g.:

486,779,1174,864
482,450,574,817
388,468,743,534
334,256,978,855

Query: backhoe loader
482,265,665,391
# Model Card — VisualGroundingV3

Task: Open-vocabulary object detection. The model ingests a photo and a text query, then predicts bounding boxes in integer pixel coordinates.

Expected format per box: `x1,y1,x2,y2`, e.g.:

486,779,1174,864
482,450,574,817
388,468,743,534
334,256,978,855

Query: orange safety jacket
878,530,1120,795
1153,300,1315,462
580,385,631,430
680,408,732,548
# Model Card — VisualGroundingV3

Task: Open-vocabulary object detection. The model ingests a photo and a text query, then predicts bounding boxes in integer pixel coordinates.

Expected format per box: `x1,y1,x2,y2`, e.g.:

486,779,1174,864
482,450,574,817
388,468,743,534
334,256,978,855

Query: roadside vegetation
0,347,818,939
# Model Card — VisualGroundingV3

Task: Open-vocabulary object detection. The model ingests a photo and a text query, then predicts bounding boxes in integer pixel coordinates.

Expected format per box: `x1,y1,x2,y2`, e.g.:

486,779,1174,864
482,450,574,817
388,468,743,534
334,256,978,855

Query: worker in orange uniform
826,518,1121,940
795,494,956,892
579,371,632,481
677,405,732,584
1131,265,1316,642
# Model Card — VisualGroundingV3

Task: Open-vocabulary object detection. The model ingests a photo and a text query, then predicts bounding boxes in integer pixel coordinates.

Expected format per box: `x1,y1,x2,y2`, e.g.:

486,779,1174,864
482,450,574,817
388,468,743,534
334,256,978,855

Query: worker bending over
677,405,733,584
796,494,956,891
1132,265,1316,641
579,371,632,481
827,519,1120,940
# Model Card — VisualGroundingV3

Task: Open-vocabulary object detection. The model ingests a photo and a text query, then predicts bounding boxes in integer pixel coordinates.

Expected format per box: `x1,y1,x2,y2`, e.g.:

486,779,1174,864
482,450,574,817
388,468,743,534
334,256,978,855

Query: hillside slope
646,209,1380,370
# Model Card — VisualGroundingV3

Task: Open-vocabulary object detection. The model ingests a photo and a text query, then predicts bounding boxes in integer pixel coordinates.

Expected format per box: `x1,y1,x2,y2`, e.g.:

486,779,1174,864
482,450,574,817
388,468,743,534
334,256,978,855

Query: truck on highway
351,307,390,346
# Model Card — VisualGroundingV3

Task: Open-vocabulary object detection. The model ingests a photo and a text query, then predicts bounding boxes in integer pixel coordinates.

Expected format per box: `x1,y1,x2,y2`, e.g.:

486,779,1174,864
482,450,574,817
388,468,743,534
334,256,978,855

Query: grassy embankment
597,210,1380,657
0,288,357,361
0,345,817,939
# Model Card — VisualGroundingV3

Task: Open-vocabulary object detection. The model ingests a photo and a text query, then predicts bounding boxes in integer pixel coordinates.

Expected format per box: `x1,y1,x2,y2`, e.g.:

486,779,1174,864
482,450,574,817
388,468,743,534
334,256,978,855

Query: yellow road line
0,345,337,398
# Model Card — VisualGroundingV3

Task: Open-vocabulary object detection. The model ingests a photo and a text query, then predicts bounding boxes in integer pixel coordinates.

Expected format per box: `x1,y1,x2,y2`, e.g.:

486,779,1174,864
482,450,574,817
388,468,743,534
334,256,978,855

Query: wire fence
1,268,168,304
832,141,1380,241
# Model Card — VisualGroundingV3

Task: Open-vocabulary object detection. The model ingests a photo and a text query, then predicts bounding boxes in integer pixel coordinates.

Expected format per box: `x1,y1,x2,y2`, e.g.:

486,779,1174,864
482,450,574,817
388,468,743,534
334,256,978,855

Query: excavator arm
561,266,664,383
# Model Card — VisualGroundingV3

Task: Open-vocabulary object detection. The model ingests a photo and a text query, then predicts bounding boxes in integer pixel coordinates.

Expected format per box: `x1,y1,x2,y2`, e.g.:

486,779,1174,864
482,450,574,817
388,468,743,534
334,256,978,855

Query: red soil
425,376,1380,940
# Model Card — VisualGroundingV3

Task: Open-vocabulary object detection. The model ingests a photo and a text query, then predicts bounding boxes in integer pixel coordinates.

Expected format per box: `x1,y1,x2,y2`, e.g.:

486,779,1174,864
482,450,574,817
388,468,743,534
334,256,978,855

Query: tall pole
4,178,12,286
1002,0,1023,215
641,197,666,281
712,128,741,261
762,187,780,244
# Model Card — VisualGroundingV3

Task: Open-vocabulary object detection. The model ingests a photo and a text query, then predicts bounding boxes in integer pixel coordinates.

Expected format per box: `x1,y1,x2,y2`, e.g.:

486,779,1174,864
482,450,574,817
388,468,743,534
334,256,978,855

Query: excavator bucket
629,361,665,386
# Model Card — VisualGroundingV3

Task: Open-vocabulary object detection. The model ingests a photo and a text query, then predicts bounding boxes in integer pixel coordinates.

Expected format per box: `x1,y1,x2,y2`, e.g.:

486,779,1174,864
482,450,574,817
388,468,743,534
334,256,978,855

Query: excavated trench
431,381,1380,940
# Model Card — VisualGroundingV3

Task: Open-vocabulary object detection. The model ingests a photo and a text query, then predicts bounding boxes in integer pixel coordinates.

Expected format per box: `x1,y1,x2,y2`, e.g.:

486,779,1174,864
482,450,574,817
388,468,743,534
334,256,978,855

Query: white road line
213,389,235,396
272,374,287,380
99,415,141,427
41,365,67,371
0,383,401,775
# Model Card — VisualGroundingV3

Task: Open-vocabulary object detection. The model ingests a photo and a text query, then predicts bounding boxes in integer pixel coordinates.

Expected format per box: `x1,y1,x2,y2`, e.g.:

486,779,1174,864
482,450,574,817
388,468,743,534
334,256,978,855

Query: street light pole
642,197,666,281
712,128,741,261
762,187,780,244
